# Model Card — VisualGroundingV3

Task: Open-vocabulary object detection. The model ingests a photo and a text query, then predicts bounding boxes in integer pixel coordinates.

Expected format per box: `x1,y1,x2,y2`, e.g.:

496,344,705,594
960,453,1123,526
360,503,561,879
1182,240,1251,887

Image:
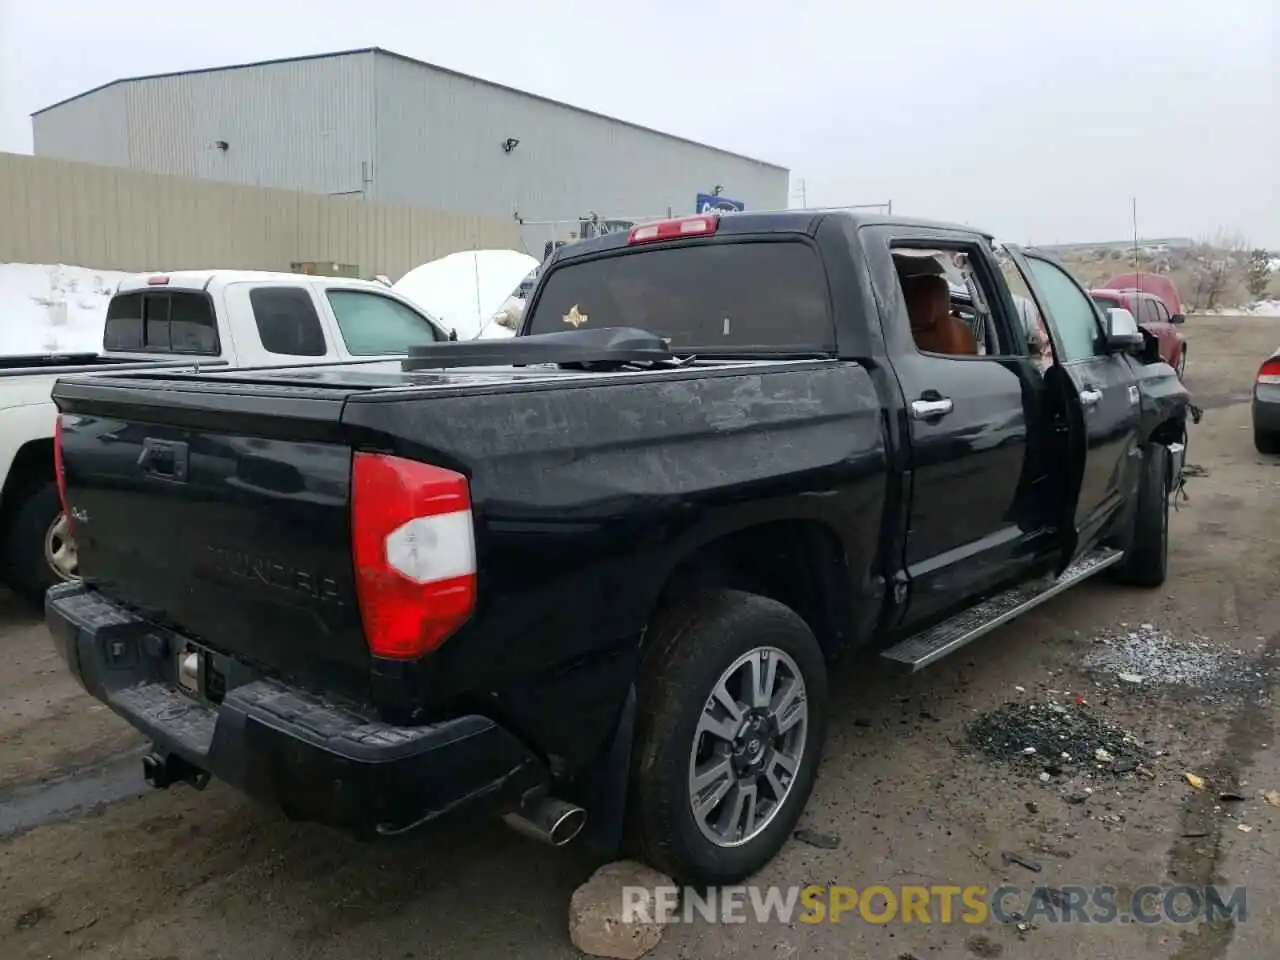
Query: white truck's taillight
53,415,73,533
350,452,476,659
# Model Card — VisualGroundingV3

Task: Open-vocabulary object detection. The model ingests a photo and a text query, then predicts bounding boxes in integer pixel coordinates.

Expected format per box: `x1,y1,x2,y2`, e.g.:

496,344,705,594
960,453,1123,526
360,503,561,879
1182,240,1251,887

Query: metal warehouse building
32,48,790,255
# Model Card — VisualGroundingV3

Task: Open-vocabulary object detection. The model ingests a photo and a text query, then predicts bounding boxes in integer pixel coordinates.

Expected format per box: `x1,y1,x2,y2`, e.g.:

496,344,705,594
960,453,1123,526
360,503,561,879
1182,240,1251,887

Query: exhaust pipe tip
503,796,587,848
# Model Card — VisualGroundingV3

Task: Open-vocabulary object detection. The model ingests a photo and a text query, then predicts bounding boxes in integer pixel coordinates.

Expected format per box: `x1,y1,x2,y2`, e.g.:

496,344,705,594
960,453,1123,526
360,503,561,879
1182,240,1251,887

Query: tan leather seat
902,274,978,356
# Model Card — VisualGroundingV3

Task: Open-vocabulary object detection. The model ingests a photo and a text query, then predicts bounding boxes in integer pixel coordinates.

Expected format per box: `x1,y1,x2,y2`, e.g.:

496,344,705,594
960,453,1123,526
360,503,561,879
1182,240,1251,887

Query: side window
249,287,328,357
1023,257,1103,362
1132,297,1154,325
889,245,1020,359
1152,298,1171,323
326,291,445,356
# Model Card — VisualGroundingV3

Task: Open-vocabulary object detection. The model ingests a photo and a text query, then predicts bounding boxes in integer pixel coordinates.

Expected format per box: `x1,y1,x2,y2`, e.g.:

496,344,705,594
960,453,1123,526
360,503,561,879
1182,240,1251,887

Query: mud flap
571,685,636,857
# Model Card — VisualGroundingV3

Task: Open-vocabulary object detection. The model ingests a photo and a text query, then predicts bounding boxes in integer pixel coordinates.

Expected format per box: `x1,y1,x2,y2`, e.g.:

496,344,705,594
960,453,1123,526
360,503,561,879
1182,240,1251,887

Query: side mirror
1104,307,1144,353
1170,313,1186,325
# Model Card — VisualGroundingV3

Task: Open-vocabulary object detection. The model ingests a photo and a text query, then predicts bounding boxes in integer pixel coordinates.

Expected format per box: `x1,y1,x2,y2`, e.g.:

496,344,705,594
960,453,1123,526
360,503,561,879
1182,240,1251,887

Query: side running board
880,547,1124,672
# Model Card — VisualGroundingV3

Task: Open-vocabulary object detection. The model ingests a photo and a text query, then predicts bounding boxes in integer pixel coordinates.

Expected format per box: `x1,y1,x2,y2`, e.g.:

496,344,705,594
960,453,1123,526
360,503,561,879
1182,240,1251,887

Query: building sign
696,193,746,214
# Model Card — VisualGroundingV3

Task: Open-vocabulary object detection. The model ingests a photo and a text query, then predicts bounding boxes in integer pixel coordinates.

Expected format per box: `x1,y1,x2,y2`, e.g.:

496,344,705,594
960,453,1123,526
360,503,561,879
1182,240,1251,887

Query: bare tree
1189,230,1250,310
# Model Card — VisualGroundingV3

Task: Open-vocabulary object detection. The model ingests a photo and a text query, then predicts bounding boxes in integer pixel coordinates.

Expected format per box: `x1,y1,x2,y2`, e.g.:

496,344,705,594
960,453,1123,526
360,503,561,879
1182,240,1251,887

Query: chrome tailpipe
503,795,587,847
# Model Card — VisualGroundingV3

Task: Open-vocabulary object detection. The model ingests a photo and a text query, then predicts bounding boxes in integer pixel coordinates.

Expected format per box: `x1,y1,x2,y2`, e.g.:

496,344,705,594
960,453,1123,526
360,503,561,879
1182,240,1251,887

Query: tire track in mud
1165,631,1278,960
0,744,149,839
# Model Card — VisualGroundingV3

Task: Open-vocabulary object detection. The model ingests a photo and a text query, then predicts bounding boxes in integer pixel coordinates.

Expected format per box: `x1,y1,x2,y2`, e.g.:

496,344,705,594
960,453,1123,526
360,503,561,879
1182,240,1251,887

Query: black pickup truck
46,211,1190,885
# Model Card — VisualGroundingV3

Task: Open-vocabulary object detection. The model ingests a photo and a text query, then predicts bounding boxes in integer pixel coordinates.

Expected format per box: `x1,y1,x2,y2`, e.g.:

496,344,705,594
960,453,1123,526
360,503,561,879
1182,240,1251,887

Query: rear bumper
1253,394,1280,435
45,583,548,838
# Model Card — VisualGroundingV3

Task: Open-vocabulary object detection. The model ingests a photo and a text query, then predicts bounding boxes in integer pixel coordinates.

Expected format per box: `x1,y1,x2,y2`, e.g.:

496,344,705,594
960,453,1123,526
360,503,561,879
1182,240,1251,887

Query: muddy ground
2,316,1277,960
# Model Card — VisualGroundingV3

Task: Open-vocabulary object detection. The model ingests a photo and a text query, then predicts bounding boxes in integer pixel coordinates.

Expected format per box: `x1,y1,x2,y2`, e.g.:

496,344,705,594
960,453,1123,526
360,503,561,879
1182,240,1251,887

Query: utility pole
1131,196,1140,270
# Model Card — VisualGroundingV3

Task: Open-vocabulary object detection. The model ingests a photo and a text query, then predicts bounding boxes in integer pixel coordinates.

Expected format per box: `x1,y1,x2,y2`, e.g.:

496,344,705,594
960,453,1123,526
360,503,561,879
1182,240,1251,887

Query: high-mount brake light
53,415,72,534
351,453,477,659
146,276,170,285
1257,358,1280,386
627,215,719,245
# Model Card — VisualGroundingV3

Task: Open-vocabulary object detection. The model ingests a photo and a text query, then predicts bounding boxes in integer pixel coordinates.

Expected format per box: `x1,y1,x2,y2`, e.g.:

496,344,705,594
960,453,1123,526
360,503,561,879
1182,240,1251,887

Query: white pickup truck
1,268,463,601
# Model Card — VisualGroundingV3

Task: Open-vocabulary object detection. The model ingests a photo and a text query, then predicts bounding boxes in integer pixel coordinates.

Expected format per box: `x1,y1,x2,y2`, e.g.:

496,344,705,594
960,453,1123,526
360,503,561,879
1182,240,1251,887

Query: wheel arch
0,437,55,534
644,515,862,662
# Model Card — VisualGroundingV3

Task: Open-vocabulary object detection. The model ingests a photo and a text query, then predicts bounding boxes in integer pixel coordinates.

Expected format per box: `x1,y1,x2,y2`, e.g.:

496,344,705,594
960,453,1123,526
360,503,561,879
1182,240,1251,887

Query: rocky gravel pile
1082,621,1274,703
966,701,1151,783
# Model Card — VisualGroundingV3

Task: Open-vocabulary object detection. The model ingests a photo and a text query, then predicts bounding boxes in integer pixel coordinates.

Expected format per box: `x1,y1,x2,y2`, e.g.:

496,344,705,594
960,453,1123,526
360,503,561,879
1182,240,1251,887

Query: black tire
1113,443,1170,588
626,589,828,885
1255,427,1280,456
1175,347,1187,380
3,482,74,604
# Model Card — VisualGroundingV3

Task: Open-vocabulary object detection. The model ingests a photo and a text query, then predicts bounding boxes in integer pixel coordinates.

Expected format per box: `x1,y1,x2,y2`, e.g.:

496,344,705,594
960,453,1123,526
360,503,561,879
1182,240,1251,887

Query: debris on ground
1085,623,1224,686
793,828,841,850
14,905,49,932
1236,824,1253,833
1083,623,1272,702
569,861,672,960
966,701,1151,784
964,933,1004,957
1263,790,1280,808
1001,850,1042,873
1185,773,1206,790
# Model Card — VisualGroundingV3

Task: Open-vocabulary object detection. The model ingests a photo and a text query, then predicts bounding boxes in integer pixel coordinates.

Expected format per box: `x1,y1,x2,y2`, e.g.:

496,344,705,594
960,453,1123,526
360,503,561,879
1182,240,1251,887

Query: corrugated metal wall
371,52,789,255
32,86,131,168
34,53,376,196
31,51,789,259
124,53,376,195
0,153,521,279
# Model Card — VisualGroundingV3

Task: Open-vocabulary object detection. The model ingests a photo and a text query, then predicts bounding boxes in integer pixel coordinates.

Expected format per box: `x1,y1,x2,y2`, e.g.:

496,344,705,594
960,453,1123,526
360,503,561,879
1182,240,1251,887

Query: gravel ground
1,316,1277,960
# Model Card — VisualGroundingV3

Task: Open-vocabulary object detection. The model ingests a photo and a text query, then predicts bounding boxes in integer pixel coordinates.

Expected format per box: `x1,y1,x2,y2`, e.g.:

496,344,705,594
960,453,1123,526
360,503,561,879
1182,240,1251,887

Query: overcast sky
1,0,1276,245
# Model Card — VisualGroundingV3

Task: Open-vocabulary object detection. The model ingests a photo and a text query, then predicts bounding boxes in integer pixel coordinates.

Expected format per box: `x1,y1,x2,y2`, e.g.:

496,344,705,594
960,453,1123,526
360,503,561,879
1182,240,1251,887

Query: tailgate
54,375,369,698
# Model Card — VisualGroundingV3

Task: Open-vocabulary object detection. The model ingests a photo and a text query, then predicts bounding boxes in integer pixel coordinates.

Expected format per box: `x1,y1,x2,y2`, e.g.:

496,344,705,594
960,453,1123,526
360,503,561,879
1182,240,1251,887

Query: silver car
1254,346,1280,454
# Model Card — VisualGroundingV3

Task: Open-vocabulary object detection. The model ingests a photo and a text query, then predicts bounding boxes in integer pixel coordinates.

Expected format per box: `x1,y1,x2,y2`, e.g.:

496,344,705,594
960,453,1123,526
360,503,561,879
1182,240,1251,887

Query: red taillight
53,415,73,534
146,275,170,285
1257,359,1280,385
351,453,476,659
627,215,719,245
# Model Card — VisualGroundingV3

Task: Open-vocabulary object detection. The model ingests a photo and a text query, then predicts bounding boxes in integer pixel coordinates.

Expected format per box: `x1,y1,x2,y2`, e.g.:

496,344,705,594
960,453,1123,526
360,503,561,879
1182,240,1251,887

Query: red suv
1090,288,1187,378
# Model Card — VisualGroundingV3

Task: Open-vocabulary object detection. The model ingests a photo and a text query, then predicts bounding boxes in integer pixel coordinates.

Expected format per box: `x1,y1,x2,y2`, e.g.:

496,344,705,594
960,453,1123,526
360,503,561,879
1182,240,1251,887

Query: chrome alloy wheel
686,646,808,847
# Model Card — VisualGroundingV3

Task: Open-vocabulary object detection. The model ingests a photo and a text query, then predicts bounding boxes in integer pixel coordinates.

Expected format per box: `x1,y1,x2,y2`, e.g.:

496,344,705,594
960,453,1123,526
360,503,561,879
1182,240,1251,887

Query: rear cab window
524,241,834,352
326,290,446,356
103,291,219,355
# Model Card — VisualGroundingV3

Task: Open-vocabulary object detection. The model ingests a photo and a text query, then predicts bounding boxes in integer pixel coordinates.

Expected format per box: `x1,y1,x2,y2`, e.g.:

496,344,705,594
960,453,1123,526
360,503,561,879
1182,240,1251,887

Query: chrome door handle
911,398,954,419
1079,388,1102,407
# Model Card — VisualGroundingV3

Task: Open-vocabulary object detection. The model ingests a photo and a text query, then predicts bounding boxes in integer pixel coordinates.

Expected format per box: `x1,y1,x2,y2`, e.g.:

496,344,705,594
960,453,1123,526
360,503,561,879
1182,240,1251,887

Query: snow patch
1201,299,1280,317
393,250,537,341
1243,299,1280,318
0,263,133,356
